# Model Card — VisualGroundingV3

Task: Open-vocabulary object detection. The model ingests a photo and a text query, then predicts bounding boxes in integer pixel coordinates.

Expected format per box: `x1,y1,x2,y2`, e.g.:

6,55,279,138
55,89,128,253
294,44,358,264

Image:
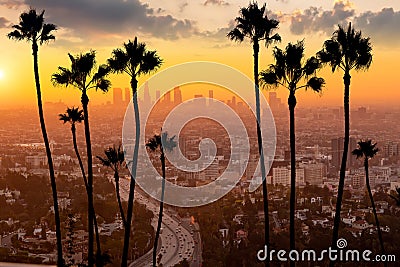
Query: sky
0,0,399,109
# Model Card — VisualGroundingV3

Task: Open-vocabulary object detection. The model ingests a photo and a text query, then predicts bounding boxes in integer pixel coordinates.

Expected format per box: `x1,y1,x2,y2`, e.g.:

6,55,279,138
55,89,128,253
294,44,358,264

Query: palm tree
97,145,127,225
52,51,111,267
227,1,280,249
7,9,63,266
59,107,85,183
260,40,325,257
108,37,162,267
352,140,386,260
146,132,177,267
59,107,105,266
317,23,373,255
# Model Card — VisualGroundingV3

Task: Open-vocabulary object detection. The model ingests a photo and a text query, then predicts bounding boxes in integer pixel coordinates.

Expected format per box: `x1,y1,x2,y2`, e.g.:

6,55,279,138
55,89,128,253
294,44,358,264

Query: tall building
143,82,151,107
174,86,182,105
272,166,304,186
156,90,161,101
331,137,357,172
124,88,131,103
208,90,214,106
302,162,325,186
164,90,171,104
383,141,398,156
113,88,123,105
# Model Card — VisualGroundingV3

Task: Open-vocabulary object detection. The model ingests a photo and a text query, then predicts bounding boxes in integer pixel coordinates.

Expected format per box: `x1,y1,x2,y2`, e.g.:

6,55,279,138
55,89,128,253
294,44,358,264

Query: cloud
355,8,400,46
23,0,197,41
289,0,354,35
203,0,229,6
0,17,9,28
0,0,24,9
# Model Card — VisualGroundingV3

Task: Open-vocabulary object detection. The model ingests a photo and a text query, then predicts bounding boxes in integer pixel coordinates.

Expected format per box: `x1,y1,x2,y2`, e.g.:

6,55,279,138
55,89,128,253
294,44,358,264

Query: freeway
119,178,196,267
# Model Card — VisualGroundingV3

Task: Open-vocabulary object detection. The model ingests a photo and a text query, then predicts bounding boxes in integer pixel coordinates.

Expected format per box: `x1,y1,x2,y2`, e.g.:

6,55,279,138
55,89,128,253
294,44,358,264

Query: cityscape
0,0,400,267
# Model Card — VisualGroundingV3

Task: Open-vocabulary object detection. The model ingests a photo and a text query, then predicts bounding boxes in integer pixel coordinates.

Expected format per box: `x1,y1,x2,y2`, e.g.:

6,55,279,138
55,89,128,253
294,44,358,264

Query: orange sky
0,0,399,109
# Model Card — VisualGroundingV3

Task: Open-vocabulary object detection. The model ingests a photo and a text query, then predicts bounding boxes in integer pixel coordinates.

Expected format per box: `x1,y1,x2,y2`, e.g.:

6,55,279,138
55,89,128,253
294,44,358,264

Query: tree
352,140,386,261
52,51,111,267
97,145,127,225
146,132,177,267
317,23,373,259
7,9,63,266
260,40,324,258
59,107,104,266
227,1,280,251
108,37,162,267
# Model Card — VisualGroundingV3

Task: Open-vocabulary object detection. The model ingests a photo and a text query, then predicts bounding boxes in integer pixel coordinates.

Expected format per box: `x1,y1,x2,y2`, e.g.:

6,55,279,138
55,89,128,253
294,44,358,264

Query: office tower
174,86,182,105
113,88,123,105
164,90,171,104
331,137,357,172
144,82,151,107
383,141,398,156
124,87,131,103
231,96,236,109
208,90,214,106
156,90,161,101
194,94,206,107
303,162,325,186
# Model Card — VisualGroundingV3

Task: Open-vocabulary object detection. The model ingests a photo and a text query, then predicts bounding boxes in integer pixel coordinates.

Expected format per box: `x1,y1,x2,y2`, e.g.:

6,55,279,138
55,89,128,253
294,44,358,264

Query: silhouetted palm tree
227,1,280,249
97,145,127,225
7,9,63,266
59,107,85,184
59,107,104,266
318,23,373,256
52,51,111,267
260,40,324,258
108,37,162,267
146,132,177,267
352,140,386,259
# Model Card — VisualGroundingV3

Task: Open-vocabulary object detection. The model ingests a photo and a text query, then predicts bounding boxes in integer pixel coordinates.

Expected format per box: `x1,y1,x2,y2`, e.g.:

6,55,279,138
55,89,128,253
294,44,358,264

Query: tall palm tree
352,140,386,259
7,9,63,266
108,37,162,267
52,51,111,267
227,1,280,249
97,145,127,225
260,40,325,258
59,107,104,266
317,23,373,255
146,132,177,267
59,107,85,184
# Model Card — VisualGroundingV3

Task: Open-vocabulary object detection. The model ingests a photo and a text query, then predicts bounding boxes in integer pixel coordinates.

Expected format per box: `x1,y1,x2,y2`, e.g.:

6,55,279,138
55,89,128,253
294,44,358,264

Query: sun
0,70,4,80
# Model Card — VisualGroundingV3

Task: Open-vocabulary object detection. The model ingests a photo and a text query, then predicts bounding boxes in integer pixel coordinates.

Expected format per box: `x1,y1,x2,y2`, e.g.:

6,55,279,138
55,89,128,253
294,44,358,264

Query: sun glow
0,70,4,80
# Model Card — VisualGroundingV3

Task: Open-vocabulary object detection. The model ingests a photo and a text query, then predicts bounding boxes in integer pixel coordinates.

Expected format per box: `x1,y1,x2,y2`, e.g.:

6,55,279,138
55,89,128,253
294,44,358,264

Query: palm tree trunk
81,92,94,267
330,71,351,267
72,124,88,188
115,172,127,225
122,78,139,267
365,159,386,262
153,152,166,267
71,125,102,266
330,72,351,267
253,39,270,253
288,90,297,267
32,41,63,267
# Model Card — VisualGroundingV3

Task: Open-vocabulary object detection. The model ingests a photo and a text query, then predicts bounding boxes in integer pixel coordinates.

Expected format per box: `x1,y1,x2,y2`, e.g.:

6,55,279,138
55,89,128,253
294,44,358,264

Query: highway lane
119,178,195,266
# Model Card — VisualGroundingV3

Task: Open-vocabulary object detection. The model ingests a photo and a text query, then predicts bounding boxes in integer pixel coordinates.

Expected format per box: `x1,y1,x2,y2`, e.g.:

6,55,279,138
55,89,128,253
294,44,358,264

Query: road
119,178,198,267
